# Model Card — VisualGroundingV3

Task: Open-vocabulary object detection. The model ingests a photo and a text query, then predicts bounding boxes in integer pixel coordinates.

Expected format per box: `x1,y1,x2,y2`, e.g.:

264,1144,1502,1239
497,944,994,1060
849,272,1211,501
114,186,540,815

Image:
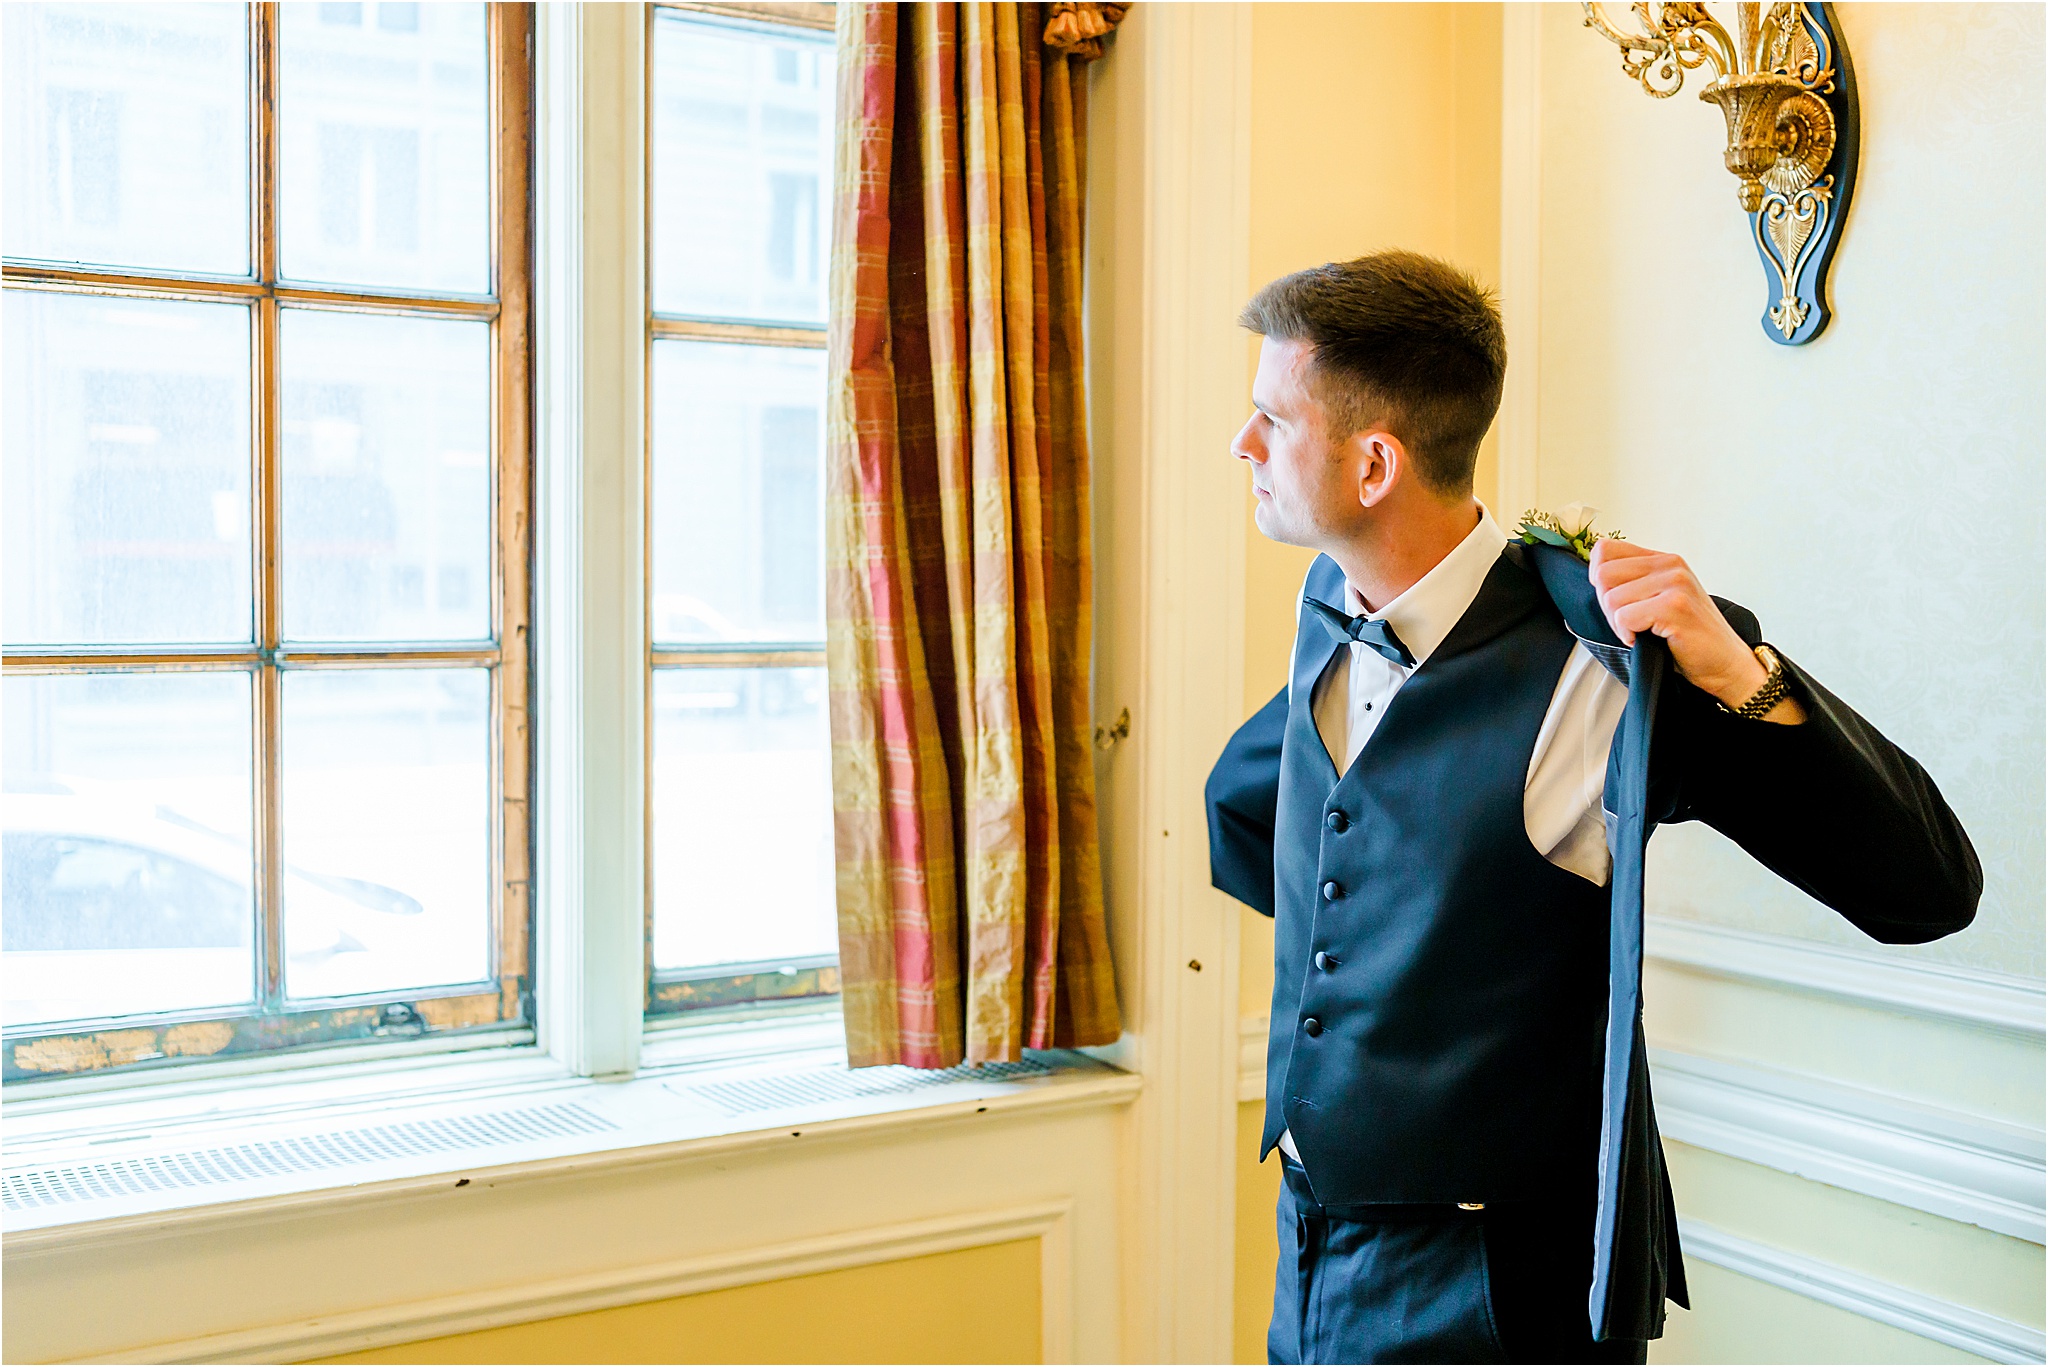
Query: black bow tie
1303,596,1415,668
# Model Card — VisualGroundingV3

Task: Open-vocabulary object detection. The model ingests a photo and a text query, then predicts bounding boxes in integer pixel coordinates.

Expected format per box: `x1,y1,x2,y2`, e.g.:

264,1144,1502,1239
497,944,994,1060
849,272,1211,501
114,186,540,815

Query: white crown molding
69,1201,1076,1365
1680,1217,2046,1365
1646,916,2046,1039
1652,1047,2045,1244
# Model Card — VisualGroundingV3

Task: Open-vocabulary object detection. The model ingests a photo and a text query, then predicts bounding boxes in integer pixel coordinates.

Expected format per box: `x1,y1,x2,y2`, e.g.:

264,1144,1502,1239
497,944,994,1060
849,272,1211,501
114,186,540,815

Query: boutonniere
1517,503,1624,563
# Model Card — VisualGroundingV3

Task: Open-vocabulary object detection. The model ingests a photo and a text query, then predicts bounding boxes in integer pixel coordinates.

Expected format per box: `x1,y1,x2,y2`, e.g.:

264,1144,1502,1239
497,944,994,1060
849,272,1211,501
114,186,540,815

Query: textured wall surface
1533,2,2045,978
1531,8,2044,1361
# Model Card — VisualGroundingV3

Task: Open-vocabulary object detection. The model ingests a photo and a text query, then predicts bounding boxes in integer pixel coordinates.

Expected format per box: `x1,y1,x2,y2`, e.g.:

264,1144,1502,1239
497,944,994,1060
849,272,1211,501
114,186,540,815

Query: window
644,3,838,1017
1,2,533,1079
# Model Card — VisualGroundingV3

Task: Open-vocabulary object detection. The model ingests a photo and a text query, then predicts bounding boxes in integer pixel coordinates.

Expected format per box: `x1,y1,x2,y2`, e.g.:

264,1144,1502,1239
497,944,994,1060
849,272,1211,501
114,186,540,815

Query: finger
1589,551,1680,593
1609,593,1685,644
1597,568,1689,616
1617,587,1721,644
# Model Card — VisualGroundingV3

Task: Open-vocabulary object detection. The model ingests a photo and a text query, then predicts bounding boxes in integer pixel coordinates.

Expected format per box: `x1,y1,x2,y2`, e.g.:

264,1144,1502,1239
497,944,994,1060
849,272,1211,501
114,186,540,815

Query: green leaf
1521,525,1571,549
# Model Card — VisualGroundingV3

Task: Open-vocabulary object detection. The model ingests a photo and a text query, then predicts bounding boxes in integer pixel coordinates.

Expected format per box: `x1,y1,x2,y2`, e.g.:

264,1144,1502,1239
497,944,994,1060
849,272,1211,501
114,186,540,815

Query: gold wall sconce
1582,2,1859,345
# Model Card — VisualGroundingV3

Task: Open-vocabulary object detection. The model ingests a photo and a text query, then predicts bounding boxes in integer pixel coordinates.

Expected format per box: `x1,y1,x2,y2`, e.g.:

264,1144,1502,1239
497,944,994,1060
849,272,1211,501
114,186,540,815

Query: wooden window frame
642,0,838,1020
1,2,537,1081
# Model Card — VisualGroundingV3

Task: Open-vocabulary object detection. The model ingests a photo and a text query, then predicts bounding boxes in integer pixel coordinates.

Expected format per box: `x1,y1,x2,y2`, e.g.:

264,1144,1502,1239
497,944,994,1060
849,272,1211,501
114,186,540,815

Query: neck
1329,496,1482,612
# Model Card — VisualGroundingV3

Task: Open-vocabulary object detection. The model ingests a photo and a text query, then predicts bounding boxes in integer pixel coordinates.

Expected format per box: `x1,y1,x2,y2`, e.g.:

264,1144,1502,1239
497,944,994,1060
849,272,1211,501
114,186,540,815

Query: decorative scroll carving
1582,2,1860,345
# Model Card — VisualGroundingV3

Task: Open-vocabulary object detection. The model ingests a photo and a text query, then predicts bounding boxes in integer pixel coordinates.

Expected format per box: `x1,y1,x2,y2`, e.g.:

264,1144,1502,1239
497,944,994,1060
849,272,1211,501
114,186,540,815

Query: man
1205,252,1981,1365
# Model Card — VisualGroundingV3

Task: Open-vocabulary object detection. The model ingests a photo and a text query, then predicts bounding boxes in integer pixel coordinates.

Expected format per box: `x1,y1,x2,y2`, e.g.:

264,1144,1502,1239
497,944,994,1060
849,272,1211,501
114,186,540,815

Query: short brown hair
1239,251,1506,495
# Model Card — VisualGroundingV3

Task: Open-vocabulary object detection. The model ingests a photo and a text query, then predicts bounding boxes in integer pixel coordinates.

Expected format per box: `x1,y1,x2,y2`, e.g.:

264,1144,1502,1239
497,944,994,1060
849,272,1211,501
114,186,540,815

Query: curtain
825,2,1125,1068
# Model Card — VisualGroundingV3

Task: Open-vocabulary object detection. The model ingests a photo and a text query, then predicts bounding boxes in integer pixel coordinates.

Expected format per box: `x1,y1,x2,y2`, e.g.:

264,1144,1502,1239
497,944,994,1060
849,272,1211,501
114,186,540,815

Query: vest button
1302,1017,1323,1037
1322,880,1343,901
1325,810,1348,832
1313,951,1334,972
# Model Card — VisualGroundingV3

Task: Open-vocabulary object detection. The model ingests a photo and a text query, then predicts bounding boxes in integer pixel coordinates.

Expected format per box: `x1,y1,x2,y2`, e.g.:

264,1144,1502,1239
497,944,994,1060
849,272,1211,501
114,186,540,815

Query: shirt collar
1344,504,1510,667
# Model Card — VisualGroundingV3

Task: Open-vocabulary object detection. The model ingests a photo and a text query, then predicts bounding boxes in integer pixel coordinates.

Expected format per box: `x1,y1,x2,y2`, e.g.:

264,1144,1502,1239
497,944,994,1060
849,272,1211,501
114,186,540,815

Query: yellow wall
1236,0,1506,1034
311,1239,1042,1366
1231,8,1504,1358
1233,1101,1283,1364
1240,0,1504,718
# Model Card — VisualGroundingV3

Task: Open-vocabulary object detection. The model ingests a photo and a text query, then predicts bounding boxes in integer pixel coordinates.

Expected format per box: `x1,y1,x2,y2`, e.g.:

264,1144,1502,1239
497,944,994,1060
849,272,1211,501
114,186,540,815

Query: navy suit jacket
1206,541,1981,1339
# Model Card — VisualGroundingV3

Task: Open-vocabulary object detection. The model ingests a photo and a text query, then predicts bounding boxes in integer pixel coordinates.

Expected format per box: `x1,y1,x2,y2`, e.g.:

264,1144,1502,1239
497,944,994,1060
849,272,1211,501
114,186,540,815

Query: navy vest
1265,547,1611,1204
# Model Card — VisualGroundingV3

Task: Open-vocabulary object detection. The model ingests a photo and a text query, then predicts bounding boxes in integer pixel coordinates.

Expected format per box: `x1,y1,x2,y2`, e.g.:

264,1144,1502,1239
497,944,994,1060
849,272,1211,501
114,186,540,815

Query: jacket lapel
1292,557,1345,785
1521,541,1633,684
1520,540,1686,1341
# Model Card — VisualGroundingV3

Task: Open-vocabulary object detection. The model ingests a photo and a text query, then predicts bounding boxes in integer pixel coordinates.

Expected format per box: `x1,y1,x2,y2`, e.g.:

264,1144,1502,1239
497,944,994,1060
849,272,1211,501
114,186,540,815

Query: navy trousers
1271,1157,1650,1365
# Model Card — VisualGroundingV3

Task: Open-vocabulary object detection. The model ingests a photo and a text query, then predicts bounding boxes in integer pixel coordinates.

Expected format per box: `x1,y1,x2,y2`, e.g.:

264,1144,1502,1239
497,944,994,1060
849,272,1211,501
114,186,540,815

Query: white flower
1554,502,1600,537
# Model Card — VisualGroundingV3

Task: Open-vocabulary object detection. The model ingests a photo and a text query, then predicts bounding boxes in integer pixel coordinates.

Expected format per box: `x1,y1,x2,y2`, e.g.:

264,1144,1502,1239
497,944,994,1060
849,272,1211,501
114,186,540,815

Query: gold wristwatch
1719,643,1788,721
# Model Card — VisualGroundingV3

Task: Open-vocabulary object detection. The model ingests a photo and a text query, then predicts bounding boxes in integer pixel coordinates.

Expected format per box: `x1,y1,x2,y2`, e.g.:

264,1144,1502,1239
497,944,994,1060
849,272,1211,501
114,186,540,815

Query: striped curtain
825,2,1125,1068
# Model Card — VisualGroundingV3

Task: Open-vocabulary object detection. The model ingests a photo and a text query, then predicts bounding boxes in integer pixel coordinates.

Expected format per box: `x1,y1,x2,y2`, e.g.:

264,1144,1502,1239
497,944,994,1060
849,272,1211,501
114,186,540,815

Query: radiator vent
682,1058,1057,1116
2,1102,617,1213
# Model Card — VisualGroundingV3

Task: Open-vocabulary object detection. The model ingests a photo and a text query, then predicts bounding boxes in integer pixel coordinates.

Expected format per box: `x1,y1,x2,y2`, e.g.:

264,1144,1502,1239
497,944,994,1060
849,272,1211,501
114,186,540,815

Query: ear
1353,430,1407,510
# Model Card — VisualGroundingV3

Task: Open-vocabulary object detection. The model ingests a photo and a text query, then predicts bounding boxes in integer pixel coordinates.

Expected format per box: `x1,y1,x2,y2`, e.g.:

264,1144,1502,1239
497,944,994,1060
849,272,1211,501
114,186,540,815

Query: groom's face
1233,336,1359,550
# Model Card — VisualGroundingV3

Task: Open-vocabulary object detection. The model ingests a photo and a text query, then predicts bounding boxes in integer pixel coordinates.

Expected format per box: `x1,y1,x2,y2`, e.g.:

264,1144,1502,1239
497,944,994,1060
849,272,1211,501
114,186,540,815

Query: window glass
280,308,492,644
1,2,250,277
650,667,834,972
651,341,824,646
2,671,256,1028
647,9,836,1013
651,12,833,324
277,0,489,294
281,668,491,998
2,291,254,648
0,3,529,1082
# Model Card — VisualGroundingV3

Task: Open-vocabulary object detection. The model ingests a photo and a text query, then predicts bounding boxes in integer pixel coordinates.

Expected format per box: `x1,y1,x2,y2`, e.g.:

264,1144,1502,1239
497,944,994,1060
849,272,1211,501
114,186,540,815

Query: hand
1587,539,1805,724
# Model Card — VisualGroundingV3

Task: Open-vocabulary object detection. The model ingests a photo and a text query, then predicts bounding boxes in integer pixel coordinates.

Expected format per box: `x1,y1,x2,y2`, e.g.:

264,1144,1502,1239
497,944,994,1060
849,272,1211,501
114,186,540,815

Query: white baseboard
1681,1217,2046,1364
1646,917,2045,1038
74,1201,1075,1365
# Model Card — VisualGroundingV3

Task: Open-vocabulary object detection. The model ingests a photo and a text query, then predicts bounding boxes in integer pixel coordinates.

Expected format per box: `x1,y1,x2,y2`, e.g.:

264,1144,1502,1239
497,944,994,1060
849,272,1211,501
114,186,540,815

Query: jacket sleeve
1206,686,1289,918
1649,601,1982,944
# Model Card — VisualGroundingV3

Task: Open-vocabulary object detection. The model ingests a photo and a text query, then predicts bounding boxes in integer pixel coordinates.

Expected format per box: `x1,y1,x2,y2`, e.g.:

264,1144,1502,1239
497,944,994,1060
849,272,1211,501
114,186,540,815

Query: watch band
1720,643,1788,721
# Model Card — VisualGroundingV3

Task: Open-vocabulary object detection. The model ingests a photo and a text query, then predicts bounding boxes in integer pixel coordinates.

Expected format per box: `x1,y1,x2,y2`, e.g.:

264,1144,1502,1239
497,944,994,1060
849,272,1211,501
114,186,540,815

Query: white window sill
2,1013,1138,1251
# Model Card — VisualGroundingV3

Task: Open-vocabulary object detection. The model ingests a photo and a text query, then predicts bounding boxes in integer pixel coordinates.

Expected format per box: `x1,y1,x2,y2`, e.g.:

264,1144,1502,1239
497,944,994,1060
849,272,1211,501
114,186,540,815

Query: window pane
281,668,489,1000
651,341,824,645
278,1,489,294
3,291,254,647
3,672,255,1028
280,308,491,644
2,3,250,277
651,13,833,324
651,667,834,971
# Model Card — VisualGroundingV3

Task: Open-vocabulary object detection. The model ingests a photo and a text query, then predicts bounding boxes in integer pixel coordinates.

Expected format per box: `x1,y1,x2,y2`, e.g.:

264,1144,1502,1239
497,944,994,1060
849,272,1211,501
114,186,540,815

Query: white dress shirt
1277,507,1627,1165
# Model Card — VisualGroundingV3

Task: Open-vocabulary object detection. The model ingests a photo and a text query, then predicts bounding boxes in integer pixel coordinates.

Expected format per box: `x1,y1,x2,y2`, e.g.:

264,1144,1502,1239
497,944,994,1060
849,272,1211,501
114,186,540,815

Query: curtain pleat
826,1,1122,1067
